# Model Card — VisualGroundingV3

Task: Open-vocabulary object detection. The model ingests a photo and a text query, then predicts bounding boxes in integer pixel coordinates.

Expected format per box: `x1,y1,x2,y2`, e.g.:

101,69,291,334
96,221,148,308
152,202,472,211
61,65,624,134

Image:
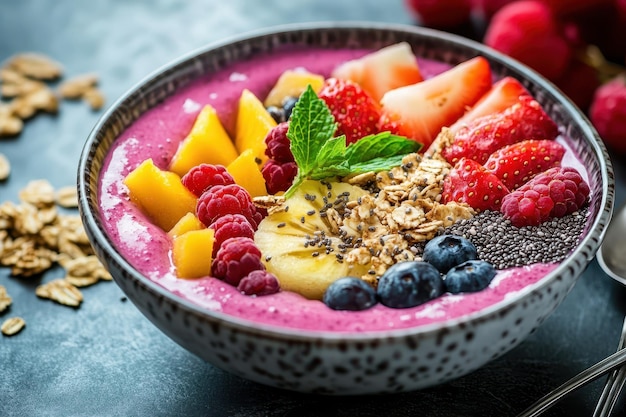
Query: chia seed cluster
440,207,589,269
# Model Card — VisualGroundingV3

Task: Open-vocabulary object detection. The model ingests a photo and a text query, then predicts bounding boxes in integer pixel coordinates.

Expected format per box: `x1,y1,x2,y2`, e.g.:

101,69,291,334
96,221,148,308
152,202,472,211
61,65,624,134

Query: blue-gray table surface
1,1,626,416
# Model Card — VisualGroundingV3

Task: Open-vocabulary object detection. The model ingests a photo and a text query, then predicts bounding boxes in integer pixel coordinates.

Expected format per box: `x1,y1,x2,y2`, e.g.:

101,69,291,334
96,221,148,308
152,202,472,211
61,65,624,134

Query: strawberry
379,56,492,150
484,139,565,190
317,78,381,145
331,42,423,103
442,157,510,212
589,75,626,154
449,76,530,133
442,95,559,165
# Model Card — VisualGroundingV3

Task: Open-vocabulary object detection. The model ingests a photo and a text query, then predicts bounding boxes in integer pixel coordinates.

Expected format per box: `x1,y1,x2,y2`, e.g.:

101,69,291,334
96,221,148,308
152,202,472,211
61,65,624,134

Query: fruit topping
317,77,381,144
226,148,268,198
442,95,559,165
442,157,510,212
212,236,265,286
500,166,590,227
255,180,372,300
589,75,626,154
196,183,263,229
264,122,294,163
172,228,215,279
449,76,530,133
181,163,235,197
267,96,300,124
263,69,324,108
444,260,497,293
483,139,565,190
235,89,277,165
237,270,280,296
422,234,478,274
331,42,423,102
483,0,572,81
377,261,444,309
322,277,378,311
169,104,239,176
208,214,256,257
379,56,492,149
261,159,298,195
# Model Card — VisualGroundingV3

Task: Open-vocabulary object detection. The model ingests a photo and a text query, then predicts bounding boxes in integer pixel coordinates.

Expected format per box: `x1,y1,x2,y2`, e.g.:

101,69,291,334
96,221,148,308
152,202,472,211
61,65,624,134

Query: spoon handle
593,317,626,417
517,348,626,417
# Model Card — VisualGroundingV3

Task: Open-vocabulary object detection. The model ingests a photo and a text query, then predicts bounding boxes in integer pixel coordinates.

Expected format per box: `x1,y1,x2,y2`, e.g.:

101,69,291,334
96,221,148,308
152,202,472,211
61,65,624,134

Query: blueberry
377,261,444,309
445,260,496,294
422,234,478,273
323,277,377,311
267,105,285,123
281,96,299,120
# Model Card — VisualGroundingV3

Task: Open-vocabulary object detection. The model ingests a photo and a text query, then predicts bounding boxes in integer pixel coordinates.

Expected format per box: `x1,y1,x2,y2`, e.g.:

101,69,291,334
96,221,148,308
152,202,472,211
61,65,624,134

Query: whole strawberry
500,166,590,227
483,0,572,81
484,139,565,190
589,75,626,154
442,157,510,212
442,95,559,165
318,78,381,145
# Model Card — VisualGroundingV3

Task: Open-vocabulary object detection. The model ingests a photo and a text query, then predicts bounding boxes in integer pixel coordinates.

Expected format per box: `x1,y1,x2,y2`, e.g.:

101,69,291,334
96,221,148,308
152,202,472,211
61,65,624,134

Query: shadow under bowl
78,22,614,395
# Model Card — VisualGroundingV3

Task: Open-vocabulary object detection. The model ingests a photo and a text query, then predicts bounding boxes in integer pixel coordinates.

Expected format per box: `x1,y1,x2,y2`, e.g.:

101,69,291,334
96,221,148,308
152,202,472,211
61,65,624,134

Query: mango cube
123,158,197,231
263,69,325,107
169,104,239,177
226,148,268,198
168,212,204,239
235,89,277,165
172,228,215,279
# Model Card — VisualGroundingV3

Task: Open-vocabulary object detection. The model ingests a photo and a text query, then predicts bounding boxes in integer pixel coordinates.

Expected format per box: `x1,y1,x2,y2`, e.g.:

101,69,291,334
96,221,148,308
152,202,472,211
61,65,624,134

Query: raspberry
589,75,626,154
264,122,293,163
208,214,255,257
483,0,572,81
404,0,473,28
212,237,265,286
196,184,263,229
500,166,590,227
237,270,280,296
261,159,298,195
181,164,235,197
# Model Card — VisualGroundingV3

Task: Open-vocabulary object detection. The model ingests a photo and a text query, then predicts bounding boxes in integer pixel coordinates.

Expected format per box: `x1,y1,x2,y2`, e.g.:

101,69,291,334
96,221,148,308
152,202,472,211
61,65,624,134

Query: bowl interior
79,23,614,338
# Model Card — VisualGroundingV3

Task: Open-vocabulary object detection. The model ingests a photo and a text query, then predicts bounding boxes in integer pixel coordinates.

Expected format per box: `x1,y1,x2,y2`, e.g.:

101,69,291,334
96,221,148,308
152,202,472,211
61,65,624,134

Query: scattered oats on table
1,316,26,336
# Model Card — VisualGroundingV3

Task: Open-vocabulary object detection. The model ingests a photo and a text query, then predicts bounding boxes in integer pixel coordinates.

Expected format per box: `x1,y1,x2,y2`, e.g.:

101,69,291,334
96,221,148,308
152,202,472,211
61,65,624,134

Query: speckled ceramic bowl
78,22,614,395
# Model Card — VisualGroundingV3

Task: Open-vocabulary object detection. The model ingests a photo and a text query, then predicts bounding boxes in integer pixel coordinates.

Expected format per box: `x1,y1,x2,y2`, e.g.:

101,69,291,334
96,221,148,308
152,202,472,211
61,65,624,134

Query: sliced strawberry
442,95,559,165
378,56,492,150
317,78,381,145
484,139,565,190
332,42,423,102
442,157,510,212
450,76,530,133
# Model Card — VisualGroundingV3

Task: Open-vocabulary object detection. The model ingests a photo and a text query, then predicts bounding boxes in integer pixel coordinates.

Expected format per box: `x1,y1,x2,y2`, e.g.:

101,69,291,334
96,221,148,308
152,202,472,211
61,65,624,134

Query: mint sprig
283,85,422,198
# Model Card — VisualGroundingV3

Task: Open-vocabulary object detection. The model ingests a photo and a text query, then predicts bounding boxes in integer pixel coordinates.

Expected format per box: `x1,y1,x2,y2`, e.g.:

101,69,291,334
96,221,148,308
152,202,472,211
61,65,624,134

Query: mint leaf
283,86,423,199
287,85,336,175
345,132,422,165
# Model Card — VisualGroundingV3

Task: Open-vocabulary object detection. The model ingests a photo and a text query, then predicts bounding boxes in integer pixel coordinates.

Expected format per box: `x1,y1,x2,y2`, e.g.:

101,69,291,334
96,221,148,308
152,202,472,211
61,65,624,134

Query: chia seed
440,208,589,269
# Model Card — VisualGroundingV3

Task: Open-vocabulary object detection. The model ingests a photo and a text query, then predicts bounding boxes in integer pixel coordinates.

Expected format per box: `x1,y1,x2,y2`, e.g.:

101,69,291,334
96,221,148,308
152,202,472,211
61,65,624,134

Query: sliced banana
255,180,373,300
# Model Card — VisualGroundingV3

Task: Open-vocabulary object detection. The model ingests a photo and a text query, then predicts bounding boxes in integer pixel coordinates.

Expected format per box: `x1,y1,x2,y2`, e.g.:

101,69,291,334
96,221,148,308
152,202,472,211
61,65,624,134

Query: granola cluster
342,147,475,282
0,180,112,336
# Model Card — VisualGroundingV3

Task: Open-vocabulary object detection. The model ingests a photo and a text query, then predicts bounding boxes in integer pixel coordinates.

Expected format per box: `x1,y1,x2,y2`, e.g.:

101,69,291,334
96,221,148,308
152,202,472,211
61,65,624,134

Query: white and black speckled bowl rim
78,22,615,342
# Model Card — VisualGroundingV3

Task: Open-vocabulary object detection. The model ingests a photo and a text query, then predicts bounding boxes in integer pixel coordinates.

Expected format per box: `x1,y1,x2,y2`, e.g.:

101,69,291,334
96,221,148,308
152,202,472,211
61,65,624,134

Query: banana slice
255,180,373,300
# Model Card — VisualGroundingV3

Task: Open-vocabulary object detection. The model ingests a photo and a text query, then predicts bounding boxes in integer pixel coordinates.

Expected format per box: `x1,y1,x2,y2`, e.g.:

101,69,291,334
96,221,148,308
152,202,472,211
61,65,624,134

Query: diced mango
169,104,239,177
172,228,215,279
226,148,268,198
235,89,277,165
124,158,197,231
168,212,204,239
264,69,325,107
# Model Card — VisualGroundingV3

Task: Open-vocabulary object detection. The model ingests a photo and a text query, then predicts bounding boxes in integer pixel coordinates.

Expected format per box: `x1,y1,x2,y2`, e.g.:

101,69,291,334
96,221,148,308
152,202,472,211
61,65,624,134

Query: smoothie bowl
78,23,614,394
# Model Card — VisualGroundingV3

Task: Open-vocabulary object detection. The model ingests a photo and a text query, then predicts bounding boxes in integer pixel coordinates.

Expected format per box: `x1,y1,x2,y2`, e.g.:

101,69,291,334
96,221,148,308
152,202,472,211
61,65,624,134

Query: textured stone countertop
2,1,626,416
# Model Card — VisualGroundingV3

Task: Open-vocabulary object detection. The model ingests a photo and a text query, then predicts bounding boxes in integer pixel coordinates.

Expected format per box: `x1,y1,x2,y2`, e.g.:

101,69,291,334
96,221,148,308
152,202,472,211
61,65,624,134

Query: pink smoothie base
99,47,573,333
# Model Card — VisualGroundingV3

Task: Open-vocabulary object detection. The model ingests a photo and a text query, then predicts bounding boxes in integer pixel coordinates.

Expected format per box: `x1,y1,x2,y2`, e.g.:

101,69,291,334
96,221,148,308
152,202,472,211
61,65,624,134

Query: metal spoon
516,204,626,417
